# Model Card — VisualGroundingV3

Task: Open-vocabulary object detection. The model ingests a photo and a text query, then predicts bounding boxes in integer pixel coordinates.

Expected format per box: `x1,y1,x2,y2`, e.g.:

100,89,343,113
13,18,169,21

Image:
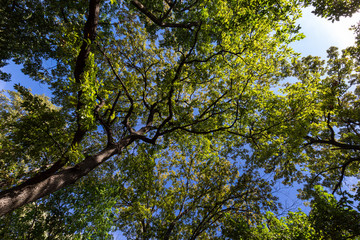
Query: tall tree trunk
0,0,106,216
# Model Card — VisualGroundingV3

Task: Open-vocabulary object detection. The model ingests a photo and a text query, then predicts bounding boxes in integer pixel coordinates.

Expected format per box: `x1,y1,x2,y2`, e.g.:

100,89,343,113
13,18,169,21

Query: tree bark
0,139,133,216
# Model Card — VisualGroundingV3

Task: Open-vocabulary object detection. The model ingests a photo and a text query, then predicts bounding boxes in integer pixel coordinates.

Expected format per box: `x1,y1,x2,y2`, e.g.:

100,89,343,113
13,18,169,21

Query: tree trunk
0,143,124,216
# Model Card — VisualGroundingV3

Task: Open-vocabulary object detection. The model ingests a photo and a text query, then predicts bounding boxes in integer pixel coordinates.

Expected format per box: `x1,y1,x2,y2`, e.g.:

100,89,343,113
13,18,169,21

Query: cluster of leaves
1,0,360,239
0,87,69,190
112,135,278,239
0,0,89,81
223,186,360,240
302,0,360,21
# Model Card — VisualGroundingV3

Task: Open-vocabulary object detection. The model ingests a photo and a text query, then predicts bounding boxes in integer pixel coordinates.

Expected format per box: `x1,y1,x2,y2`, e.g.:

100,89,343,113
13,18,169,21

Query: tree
223,210,320,240
6,0,360,238
110,136,278,239
237,29,360,195
301,44,360,194
0,0,88,81
309,185,360,240
0,0,303,218
222,186,360,240
302,0,360,21
234,1,360,196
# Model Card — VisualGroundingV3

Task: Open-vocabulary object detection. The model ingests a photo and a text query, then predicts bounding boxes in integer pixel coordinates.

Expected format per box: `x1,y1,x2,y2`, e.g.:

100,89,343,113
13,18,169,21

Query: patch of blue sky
292,7,360,59
0,59,53,96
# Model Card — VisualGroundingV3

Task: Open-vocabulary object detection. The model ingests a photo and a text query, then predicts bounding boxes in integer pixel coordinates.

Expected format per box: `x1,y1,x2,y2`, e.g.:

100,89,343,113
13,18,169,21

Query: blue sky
293,7,359,57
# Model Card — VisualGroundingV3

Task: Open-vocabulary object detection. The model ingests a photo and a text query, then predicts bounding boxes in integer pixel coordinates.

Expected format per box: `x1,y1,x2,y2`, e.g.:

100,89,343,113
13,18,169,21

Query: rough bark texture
0,140,133,216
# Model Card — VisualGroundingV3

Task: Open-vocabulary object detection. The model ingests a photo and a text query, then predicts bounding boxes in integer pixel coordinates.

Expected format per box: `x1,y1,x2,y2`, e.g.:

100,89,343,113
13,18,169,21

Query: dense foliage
1,0,360,239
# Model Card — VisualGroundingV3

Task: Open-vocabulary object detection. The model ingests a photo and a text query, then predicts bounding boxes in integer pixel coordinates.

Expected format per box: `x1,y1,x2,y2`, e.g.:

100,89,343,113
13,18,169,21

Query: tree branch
72,0,101,147
332,157,360,194
305,136,360,151
0,140,130,216
130,0,199,29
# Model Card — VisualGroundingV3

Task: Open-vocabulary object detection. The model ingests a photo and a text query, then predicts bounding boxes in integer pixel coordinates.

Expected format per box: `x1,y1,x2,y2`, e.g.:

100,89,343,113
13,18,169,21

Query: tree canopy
1,0,360,239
